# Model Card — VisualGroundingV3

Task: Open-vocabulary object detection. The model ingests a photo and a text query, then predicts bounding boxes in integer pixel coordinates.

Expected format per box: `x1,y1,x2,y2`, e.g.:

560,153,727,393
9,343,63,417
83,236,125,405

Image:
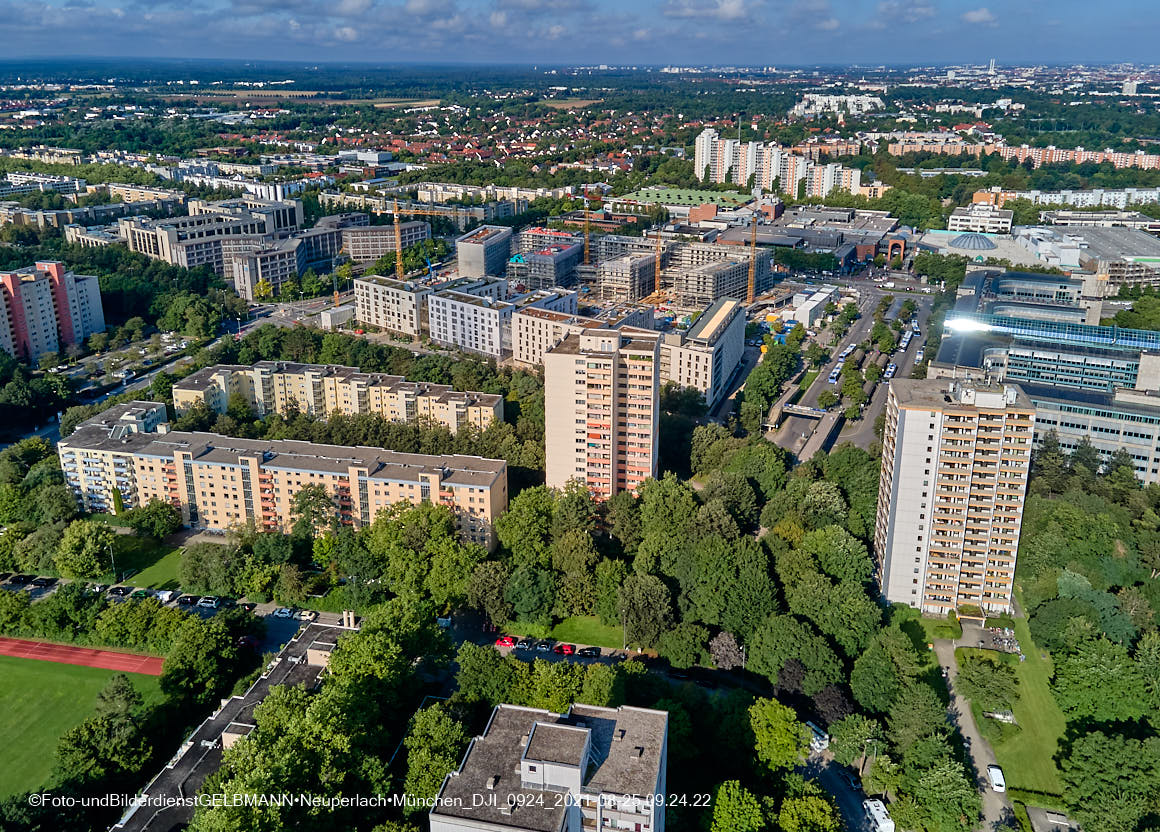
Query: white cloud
664,0,754,22
961,7,996,24
333,25,359,40
877,0,934,18
816,16,839,30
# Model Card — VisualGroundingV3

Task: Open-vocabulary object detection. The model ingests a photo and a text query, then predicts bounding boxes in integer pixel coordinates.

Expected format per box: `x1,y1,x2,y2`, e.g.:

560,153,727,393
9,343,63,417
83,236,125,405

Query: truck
883,281,896,289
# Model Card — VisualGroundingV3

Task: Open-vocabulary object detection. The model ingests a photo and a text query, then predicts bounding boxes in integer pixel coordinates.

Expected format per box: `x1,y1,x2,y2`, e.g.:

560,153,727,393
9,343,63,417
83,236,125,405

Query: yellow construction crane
745,216,758,305
654,226,664,293
583,189,591,266
373,199,455,281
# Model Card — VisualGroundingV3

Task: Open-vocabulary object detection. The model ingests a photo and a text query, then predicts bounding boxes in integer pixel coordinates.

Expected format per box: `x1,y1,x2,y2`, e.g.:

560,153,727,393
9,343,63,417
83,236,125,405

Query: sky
0,0,1157,67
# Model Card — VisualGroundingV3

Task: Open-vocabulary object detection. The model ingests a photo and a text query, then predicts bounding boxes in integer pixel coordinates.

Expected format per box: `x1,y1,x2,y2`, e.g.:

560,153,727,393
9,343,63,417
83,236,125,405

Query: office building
59,402,508,549
948,203,1014,234
875,379,1034,616
353,275,432,337
431,703,667,832
456,225,514,277
340,221,431,263
544,329,661,499
0,261,105,361
173,362,502,433
659,298,746,409
427,288,577,358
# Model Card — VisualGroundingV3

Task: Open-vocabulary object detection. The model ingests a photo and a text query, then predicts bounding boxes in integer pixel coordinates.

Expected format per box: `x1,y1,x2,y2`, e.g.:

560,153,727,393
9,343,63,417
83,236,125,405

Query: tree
912,760,981,832
495,485,555,567
886,683,947,752
160,617,240,707
54,519,115,578
1059,731,1160,832
504,566,554,627
1053,634,1147,722
709,631,746,670
779,796,841,832
956,654,1018,710
829,714,883,768
749,697,808,773
658,621,708,669
710,780,764,832
290,483,334,537
467,561,512,627
817,390,839,409
594,558,627,626
253,278,274,300
455,642,519,705
36,483,78,525
617,574,672,648
402,704,470,814
124,498,182,540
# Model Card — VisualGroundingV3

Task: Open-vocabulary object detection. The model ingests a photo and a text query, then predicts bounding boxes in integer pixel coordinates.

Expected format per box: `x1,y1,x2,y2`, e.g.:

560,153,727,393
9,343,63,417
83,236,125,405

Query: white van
805,721,830,752
863,799,895,832
987,765,1006,793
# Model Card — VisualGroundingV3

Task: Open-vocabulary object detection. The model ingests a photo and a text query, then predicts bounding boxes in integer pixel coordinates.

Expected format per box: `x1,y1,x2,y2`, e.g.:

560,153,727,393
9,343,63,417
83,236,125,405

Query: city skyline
0,0,1154,65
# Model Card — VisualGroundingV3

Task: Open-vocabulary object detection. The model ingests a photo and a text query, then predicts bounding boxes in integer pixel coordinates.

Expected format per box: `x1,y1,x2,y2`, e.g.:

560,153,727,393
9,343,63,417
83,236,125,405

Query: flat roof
889,377,1033,412
618,187,749,207
686,298,741,344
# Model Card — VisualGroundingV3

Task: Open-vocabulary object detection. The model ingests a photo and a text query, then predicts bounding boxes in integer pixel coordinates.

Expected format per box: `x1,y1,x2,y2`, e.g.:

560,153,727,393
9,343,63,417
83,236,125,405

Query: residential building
431,703,667,832
804,163,862,198
511,306,651,367
693,129,866,197
659,298,746,408
947,203,1014,234
0,261,105,361
544,329,661,499
507,243,584,290
427,288,577,358
0,172,86,198
59,403,508,549
173,362,502,433
456,225,514,277
341,221,431,263
973,185,1160,209
874,379,1034,616
353,275,432,337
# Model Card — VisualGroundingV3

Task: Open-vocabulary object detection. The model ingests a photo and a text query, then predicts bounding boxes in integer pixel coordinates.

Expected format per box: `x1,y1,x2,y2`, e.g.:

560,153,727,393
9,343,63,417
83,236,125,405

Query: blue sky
0,0,1155,65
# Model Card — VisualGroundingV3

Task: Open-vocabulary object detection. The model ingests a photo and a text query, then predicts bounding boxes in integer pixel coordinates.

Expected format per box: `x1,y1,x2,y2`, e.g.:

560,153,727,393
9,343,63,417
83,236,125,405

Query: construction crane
583,189,592,266
373,199,455,281
745,215,758,305
654,227,663,294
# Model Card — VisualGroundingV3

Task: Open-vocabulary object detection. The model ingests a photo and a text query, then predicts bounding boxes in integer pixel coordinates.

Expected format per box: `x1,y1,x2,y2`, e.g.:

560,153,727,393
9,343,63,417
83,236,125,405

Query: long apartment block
172,361,503,432
60,402,508,548
874,379,1034,616
427,287,577,358
544,329,661,500
659,298,746,409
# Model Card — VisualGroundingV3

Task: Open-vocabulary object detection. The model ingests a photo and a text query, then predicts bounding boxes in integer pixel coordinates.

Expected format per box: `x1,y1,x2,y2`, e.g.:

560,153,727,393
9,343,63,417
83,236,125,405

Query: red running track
0,636,164,676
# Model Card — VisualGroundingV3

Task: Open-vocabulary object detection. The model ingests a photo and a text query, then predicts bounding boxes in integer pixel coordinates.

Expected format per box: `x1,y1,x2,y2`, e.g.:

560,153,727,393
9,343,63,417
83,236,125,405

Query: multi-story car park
59,402,508,549
173,361,503,433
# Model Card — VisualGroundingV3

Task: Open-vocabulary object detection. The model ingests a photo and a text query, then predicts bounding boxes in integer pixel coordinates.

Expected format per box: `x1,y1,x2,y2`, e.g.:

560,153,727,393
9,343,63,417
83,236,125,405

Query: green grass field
504,616,626,649
109,537,181,588
799,370,820,393
0,656,163,797
955,621,1066,796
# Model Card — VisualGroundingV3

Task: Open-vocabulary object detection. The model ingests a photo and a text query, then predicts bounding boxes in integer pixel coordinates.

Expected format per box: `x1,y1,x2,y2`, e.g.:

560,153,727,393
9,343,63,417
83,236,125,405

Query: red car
553,643,575,656
495,635,515,647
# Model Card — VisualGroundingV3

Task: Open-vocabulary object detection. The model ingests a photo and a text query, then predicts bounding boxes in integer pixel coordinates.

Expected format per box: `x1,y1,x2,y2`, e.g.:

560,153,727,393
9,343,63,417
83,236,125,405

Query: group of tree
1013,433,1160,832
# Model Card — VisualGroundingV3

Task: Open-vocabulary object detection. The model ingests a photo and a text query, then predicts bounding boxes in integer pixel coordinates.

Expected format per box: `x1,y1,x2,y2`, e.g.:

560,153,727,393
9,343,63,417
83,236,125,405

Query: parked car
130,589,151,599
986,765,1006,793
30,577,58,588
197,596,220,609
494,635,516,647
535,640,554,652
516,638,534,650
109,586,132,597
553,643,575,656
176,594,200,606
577,646,600,658
298,610,318,621
8,574,33,586
272,607,294,619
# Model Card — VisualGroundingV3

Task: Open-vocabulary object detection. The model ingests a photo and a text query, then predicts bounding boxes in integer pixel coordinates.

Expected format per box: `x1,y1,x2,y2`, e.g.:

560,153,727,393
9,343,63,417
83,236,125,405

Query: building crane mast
583,189,591,266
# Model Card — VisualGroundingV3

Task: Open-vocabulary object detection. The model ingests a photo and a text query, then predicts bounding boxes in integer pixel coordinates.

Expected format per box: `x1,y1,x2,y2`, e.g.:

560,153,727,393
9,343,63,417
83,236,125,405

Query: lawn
955,621,1066,796
799,370,820,393
504,616,625,649
107,536,181,588
0,656,163,797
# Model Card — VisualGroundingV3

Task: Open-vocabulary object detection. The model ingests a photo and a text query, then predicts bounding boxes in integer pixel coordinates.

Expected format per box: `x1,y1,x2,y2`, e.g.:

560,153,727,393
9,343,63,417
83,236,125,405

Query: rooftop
889,377,1033,412
618,187,750,207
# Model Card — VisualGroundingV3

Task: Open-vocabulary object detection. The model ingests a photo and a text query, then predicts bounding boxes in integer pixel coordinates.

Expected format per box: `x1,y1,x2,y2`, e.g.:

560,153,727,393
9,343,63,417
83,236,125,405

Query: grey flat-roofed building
431,703,668,832
456,225,513,277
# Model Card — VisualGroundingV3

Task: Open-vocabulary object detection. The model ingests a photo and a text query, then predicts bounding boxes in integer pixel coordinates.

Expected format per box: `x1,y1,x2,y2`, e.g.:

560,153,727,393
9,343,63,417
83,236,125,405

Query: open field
0,656,162,797
541,98,602,109
504,616,625,649
109,536,181,589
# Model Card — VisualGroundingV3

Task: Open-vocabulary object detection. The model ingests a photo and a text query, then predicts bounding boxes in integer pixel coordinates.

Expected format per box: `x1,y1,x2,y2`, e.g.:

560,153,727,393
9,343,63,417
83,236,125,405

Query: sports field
0,655,162,797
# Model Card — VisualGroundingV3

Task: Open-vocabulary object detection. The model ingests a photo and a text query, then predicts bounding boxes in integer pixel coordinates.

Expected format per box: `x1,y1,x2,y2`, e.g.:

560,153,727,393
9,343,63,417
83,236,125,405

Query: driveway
801,755,867,831
932,639,1014,831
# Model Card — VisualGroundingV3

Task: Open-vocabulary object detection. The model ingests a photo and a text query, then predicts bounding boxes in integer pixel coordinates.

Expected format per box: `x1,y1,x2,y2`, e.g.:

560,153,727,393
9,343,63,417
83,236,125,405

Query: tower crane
745,214,758,305
371,198,457,281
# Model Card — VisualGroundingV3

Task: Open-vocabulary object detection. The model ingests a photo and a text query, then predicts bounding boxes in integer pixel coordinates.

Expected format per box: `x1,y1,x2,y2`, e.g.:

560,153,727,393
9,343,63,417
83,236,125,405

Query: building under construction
507,243,584,290
596,253,658,303
666,242,772,308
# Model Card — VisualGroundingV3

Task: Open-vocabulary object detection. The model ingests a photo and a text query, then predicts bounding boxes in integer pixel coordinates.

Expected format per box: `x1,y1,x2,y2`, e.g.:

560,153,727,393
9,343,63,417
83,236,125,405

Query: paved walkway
932,639,1014,831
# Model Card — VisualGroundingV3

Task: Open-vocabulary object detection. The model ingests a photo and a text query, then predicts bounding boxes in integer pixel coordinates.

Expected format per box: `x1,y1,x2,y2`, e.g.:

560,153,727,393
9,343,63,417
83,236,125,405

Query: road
932,639,1015,832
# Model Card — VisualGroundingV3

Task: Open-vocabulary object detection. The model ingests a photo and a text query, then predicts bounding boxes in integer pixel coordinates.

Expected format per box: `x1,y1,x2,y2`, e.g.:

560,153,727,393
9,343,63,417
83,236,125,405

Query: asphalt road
933,639,1015,831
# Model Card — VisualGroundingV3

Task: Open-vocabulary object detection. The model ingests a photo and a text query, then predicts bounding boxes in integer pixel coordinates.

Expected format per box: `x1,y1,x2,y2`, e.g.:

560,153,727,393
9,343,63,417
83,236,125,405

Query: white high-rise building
874,379,1034,616
545,329,661,500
